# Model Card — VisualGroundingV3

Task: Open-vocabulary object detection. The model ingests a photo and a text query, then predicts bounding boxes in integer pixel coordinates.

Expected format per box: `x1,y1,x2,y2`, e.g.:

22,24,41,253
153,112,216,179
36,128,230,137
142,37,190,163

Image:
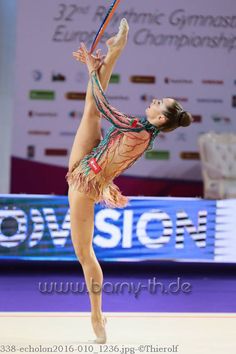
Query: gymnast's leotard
65,71,160,208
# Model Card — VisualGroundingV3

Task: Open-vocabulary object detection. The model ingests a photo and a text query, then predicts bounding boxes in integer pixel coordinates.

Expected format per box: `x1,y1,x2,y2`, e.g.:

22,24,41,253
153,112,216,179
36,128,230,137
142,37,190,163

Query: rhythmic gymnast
66,18,193,343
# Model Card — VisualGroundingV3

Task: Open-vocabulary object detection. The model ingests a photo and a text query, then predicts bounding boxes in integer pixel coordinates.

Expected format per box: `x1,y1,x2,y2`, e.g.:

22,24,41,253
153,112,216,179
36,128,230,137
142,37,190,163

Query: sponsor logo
27,145,35,159
30,90,55,100
28,111,58,118
192,115,202,123
89,158,102,174
232,96,236,107
180,152,200,160
52,73,66,81
66,92,86,100
110,74,120,84
212,115,232,124
0,204,213,254
202,79,224,85
60,132,75,137
32,70,43,81
197,98,223,103
145,150,170,160
107,95,129,101
69,111,83,119
28,131,51,136
164,77,193,84
45,149,68,156
130,75,156,84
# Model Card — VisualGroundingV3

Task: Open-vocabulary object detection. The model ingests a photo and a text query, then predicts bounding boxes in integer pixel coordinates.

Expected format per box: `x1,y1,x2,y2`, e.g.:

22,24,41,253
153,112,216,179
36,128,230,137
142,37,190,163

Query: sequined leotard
66,71,159,208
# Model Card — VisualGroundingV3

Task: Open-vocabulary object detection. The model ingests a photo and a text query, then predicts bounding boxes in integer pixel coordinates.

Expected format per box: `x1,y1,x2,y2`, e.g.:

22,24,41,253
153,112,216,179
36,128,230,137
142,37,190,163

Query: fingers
80,42,89,58
72,46,88,62
80,42,87,50
74,43,101,59
72,50,102,64
72,50,83,58
72,43,104,72
96,49,102,59
73,52,85,60
72,51,86,63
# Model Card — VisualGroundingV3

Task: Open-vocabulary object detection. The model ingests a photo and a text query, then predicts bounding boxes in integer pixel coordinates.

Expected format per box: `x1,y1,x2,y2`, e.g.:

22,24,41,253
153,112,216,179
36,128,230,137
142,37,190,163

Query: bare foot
106,18,129,54
91,315,107,344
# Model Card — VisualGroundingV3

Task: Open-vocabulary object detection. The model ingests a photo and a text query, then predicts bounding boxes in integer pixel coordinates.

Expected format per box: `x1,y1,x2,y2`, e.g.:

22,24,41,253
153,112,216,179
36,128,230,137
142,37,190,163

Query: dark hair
161,100,193,132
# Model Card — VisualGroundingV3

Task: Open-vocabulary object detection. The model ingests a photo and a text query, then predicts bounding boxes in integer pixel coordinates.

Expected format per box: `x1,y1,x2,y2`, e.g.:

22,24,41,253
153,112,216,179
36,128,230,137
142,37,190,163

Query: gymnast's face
146,98,175,131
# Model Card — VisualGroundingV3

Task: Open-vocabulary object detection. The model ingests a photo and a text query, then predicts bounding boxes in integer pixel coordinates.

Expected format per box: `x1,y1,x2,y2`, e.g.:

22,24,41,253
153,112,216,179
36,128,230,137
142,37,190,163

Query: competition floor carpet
0,261,236,353
1,312,236,354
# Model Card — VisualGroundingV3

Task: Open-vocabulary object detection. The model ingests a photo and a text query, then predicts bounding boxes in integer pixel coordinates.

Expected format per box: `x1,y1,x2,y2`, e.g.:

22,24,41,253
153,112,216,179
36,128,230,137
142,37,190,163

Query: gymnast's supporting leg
68,190,106,341
68,20,129,343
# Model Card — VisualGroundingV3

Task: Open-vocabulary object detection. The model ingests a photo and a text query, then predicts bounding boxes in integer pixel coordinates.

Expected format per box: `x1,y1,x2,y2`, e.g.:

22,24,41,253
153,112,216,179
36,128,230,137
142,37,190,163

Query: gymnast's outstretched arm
85,50,119,115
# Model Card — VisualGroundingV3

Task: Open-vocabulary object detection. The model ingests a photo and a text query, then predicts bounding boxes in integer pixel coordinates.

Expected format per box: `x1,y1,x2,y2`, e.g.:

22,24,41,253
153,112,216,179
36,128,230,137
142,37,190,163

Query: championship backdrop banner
12,0,236,182
1,195,236,263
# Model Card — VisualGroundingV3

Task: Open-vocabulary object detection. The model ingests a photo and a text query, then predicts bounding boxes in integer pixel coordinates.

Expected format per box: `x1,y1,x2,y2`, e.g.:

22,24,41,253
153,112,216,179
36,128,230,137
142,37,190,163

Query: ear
158,115,168,123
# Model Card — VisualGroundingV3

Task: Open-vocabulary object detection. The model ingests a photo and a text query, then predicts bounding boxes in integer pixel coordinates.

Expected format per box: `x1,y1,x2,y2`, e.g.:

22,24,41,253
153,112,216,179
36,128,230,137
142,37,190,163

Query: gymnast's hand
73,43,105,73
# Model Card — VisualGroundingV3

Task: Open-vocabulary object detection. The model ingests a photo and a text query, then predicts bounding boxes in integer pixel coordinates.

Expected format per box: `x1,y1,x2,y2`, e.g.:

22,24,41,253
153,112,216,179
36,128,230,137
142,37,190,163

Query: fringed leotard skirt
66,158,128,208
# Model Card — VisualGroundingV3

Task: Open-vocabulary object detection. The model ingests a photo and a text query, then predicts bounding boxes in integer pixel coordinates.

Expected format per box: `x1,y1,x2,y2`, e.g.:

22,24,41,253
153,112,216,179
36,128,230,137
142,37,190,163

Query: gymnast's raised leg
67,19,129,343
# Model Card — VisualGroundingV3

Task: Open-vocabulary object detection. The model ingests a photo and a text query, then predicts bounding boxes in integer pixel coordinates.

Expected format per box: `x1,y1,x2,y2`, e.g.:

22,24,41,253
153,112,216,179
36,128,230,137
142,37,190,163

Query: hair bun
178,111,193,127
